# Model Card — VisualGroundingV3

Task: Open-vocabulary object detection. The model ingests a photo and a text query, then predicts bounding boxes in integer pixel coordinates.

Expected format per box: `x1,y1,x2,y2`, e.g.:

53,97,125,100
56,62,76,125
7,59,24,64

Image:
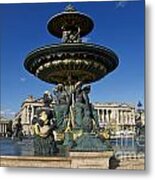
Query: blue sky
0,1,145,117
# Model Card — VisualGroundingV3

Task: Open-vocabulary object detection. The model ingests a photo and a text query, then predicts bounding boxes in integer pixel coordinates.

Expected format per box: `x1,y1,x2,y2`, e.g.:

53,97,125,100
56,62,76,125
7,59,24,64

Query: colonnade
0,122,8,136
95,108,135,125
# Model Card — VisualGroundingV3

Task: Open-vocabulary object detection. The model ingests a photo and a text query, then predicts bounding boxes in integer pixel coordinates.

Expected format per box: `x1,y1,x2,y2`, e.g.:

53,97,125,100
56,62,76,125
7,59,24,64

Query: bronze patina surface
24,43,118,85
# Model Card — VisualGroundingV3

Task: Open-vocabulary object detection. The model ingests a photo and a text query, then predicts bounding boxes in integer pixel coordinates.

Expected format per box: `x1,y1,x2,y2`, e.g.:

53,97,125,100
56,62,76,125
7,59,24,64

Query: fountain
23,4,119,168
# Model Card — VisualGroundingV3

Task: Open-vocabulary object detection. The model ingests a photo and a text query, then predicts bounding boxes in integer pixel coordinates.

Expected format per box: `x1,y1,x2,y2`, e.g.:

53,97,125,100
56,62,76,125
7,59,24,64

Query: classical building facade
13,95,144,136
94,102,136,134
14,96,44,135
0,116,10,137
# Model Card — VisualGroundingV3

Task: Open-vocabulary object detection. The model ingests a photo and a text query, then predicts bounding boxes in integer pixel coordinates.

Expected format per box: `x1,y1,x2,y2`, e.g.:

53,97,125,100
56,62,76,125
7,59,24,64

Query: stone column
98,109,101,123
97,109,100,123
101,109,105,123
127,112,129,125
132,110,136,125
3,124,5,136
29,105,32,123
128,112,131,125
116,110,119,124
26,106,29,124
114,109,117,120
31,105,34,122
2,124,4,133
109,110,112,123
106,109,109,124
120,110,123,125
103,109,105,124
128,112,130,124
122,111,125,124
1,124,2,133
124,111,128,125
110,109,114,120
100,109,103,123
4,124,7,134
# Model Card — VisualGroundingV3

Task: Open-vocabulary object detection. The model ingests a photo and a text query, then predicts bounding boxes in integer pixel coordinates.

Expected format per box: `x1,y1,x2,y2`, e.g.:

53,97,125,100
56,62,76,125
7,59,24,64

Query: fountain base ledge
0,151,113,169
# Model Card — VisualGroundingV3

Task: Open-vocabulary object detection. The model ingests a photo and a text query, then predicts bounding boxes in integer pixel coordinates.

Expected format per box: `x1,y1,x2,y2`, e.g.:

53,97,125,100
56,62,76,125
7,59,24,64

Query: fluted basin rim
24,43,119,84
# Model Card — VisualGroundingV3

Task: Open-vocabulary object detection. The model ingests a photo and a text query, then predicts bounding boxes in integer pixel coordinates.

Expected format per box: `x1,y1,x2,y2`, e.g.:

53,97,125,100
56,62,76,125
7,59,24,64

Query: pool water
0,137,145,156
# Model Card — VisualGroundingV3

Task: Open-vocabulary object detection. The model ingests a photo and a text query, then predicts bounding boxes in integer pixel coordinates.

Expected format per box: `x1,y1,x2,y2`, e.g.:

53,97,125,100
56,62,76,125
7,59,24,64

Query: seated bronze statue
32,108,58,155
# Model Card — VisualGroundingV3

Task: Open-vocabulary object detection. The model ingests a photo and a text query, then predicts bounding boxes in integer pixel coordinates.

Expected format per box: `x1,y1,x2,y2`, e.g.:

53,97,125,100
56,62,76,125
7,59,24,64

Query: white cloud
116,1,128,8
20,77,26,82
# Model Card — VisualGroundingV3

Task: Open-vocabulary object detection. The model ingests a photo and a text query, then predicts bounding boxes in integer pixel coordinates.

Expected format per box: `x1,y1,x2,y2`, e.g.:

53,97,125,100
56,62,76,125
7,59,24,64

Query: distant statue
43,90,53,107
6,120,13,137
32,108,58,155
53,84,71,132
12,118,23,141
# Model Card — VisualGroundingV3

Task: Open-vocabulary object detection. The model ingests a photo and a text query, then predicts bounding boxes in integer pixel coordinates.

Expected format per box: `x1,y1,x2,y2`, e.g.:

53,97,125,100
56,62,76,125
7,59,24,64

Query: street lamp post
137,101,142,119
136,101,143,136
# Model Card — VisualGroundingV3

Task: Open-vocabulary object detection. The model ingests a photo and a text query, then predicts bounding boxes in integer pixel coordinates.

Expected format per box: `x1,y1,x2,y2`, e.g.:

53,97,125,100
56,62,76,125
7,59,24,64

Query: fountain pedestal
69,151,113,169
1,151,113,169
